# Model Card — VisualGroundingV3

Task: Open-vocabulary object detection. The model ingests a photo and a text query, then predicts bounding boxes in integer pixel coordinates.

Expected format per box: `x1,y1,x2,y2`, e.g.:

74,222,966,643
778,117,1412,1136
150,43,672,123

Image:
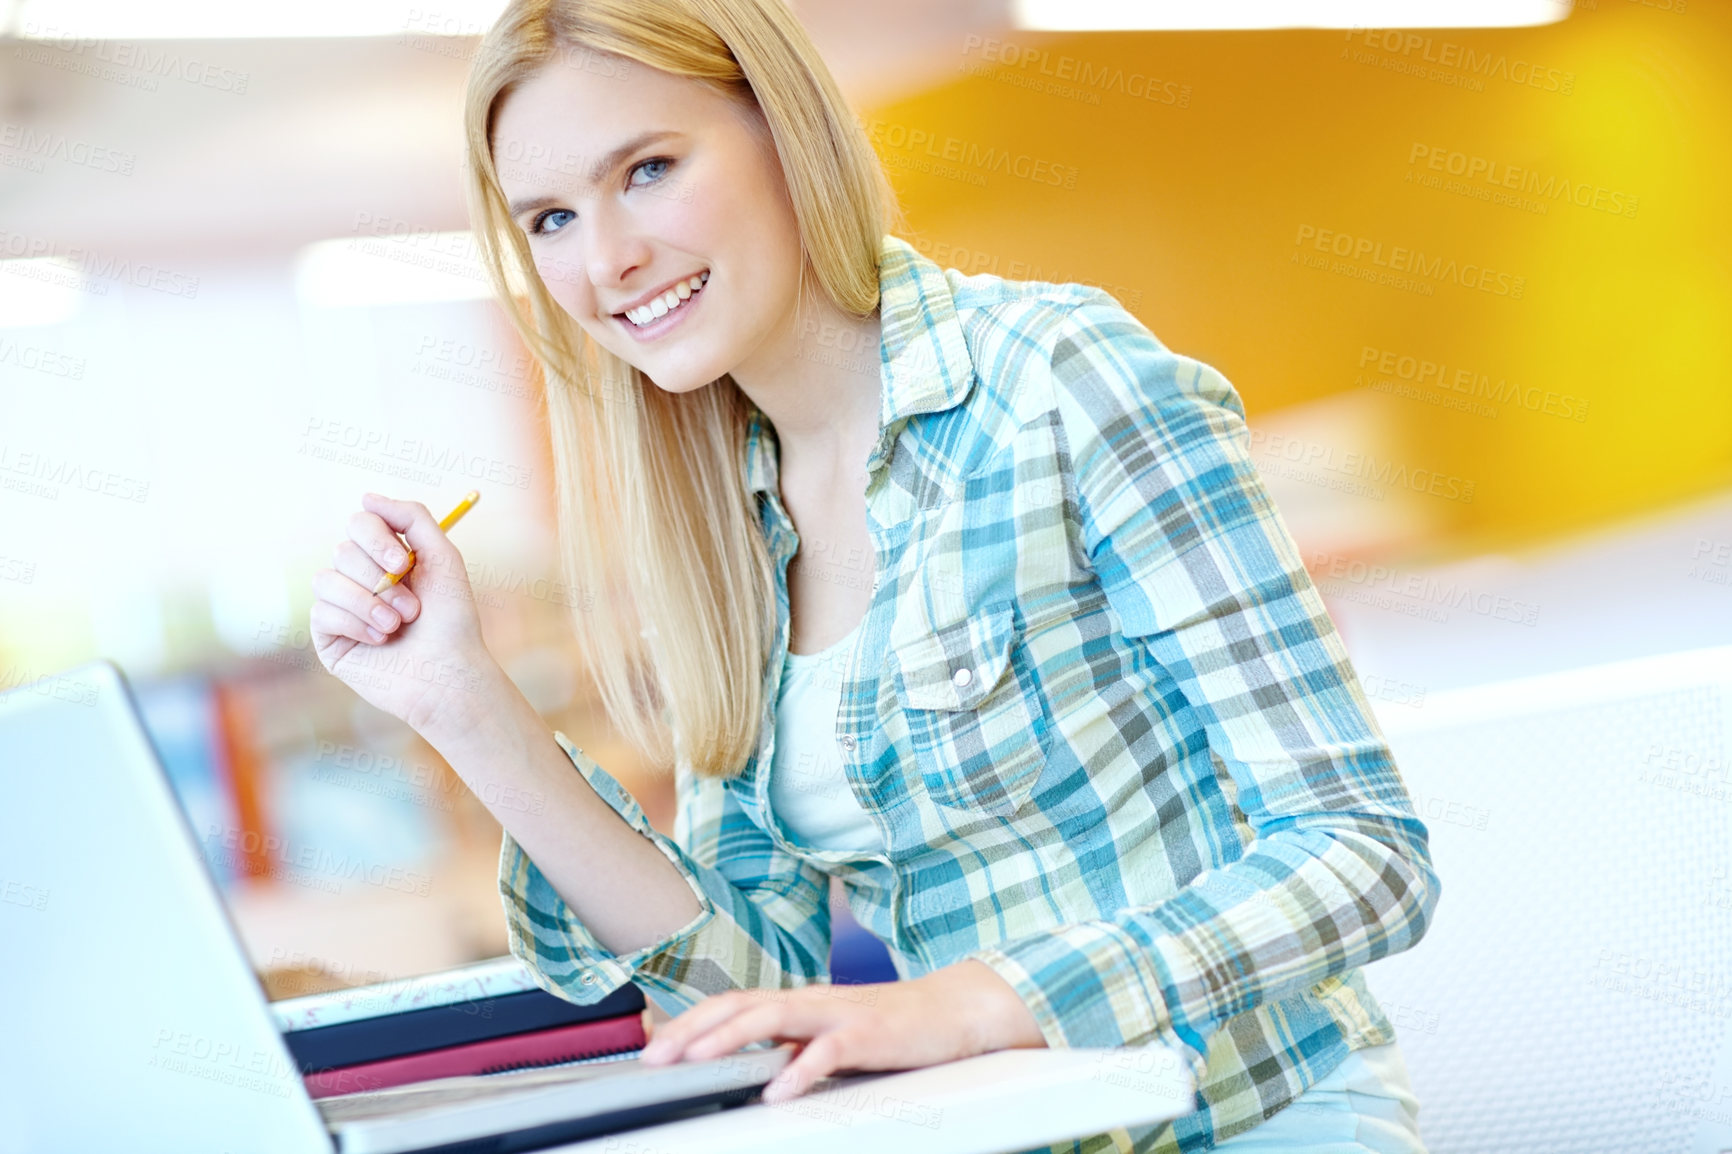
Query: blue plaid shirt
500,234,1441,1151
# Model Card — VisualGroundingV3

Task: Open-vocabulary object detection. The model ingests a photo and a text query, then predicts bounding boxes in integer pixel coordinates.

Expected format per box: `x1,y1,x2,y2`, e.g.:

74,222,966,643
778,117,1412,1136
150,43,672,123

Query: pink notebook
305,1014,646,1099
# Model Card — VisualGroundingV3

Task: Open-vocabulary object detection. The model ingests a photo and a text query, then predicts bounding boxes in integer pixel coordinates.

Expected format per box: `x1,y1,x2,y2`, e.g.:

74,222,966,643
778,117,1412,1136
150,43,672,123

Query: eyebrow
505,129,685,219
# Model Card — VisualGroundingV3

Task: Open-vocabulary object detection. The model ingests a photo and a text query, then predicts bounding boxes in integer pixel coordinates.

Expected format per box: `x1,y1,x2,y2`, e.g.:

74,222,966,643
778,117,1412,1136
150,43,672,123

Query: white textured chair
1364,644,1732,1153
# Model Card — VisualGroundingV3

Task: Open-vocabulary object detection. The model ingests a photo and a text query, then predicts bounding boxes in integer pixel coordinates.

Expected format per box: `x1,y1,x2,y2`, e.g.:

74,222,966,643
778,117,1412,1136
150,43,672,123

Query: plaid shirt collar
741,234,976,499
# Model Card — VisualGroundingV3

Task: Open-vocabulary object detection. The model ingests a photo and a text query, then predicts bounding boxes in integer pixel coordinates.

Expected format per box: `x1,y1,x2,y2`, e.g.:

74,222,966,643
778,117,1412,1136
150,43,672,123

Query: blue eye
529,208,575,236
630,157,672,185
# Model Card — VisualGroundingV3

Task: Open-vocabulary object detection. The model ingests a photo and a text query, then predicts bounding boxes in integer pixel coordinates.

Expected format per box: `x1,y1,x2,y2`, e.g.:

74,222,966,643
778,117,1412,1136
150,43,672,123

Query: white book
271,956,546,1033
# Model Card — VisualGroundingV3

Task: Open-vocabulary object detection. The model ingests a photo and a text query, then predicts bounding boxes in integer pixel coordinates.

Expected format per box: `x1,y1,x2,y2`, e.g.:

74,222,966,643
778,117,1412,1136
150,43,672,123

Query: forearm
939,959,1047,1053
420,663,703,956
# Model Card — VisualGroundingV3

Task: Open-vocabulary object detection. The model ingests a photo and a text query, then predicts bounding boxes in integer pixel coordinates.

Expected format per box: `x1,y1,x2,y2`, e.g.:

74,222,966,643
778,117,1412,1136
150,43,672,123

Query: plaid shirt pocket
890,597,1052,817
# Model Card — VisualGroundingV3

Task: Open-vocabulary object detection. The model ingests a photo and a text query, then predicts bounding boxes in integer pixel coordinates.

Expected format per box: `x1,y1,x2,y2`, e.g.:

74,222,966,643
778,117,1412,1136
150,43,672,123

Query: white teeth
625,271,709,327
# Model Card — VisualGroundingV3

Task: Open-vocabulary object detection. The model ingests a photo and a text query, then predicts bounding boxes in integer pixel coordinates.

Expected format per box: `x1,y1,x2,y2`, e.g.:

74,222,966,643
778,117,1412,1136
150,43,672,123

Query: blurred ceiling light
0,258,85,327
294,232,495,309
11,0,509,39
1012,0,1570,30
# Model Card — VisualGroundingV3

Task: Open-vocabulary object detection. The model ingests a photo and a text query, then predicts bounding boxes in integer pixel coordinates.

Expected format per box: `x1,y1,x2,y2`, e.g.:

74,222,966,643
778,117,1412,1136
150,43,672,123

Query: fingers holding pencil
311,490,494,727
324,493,475,650
370,489,479,594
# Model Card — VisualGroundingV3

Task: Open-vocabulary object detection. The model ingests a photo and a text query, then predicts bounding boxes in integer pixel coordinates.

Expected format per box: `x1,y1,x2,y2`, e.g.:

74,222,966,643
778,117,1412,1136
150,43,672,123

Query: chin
636,344,734,395
578,323,730,395
641,369,721,396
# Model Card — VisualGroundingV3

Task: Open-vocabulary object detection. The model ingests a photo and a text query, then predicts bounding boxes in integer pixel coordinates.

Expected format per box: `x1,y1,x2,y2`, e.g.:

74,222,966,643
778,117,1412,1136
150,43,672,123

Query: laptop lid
0,660,333,1154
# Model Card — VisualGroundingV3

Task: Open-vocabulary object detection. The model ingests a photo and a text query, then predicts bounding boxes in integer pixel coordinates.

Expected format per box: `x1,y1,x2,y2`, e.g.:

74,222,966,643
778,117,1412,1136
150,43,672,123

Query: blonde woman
309,1,1441,1149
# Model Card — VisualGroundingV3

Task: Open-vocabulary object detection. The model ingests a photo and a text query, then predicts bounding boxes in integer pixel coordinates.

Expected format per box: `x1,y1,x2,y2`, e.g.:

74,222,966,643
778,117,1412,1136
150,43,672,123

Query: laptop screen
0,661,334,1154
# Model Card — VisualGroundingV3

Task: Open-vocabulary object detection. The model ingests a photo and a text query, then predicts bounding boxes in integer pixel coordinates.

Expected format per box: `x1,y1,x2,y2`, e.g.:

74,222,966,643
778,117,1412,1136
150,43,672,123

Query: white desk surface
547,1047,1195,1154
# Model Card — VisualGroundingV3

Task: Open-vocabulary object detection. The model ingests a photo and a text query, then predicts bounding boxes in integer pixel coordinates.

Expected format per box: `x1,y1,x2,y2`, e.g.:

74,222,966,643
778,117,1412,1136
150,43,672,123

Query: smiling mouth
616,270,711,328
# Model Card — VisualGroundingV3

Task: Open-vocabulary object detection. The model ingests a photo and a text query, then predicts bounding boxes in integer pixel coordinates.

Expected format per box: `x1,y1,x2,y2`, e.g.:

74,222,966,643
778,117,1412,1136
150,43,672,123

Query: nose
581,205,650,310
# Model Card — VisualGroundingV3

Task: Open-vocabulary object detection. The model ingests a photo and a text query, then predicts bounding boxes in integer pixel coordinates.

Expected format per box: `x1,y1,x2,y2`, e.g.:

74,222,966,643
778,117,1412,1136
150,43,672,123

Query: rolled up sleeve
498,731,835,1016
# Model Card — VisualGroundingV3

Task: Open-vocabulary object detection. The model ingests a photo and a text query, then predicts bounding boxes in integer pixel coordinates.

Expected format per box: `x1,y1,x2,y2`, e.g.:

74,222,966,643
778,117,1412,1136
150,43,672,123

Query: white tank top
767,620,884,854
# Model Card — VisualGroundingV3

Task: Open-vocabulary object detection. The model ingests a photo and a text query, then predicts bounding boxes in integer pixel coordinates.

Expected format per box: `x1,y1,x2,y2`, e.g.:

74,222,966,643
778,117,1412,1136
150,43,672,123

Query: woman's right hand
309,492,497,734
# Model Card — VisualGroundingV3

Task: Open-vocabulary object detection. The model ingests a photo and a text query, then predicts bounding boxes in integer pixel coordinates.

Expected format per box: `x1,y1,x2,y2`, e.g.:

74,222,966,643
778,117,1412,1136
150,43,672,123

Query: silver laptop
0,660,789,1154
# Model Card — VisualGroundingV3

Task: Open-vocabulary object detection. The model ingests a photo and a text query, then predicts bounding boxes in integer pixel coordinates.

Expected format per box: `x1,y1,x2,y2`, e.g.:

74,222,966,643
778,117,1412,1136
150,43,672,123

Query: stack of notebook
270,956,646,1099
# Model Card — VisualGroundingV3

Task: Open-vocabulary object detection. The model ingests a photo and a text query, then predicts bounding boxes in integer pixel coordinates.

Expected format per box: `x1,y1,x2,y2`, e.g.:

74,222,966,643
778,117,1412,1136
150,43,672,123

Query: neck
728,286,884,485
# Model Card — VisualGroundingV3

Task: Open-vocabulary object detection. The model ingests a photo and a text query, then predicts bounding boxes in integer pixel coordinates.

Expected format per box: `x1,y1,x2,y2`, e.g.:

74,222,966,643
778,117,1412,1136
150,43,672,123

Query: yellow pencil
371,490,480,594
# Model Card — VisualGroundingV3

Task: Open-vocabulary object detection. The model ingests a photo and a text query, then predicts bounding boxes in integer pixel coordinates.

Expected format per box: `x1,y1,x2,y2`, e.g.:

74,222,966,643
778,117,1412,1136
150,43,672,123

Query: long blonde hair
461,0,901,777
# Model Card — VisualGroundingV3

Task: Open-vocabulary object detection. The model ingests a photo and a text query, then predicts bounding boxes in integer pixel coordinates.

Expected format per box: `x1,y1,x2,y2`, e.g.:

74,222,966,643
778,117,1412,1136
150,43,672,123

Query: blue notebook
274,956,645,1073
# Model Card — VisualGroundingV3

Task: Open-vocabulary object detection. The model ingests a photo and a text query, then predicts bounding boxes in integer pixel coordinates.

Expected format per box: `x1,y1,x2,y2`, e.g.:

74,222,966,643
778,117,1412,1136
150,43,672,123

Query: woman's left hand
638,958,1047,1103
